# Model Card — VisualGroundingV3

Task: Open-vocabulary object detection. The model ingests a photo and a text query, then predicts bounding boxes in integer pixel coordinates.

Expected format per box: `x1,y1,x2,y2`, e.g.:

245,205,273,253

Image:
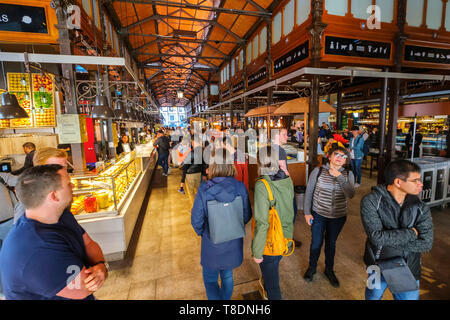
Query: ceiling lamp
91,95,115,119
114,99,128,120
177,90,184,99
0,92,29,119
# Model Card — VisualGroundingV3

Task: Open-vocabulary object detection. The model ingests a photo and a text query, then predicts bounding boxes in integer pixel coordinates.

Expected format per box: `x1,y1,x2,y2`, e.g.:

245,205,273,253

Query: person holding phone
303,146,355,288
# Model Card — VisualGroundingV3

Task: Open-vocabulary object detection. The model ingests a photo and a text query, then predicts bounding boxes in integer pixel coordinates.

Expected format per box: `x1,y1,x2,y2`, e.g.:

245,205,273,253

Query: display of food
34,107,55,126
8,73,30,92
10,92,32,127
71,196,85,215
33,74,53,92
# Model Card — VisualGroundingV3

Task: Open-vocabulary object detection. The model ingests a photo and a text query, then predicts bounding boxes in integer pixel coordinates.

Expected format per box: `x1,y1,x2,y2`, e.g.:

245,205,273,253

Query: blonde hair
208,148,236,180
33,147,68,166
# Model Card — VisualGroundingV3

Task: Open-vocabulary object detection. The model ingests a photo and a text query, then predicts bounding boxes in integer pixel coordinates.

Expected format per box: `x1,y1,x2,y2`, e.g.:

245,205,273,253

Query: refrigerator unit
412,159,436,206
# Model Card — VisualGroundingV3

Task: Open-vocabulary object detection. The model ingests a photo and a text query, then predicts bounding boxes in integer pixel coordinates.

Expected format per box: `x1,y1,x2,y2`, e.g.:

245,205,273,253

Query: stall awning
273,97,336,115
245,105,281,117
399,101,450,117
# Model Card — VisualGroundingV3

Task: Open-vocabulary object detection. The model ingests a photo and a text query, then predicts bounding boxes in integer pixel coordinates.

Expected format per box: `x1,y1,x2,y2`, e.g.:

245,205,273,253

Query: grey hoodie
360,185,434,279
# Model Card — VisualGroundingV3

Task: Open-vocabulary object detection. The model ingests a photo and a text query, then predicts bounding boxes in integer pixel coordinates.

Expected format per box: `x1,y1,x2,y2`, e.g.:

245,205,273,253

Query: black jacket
11,150,35,176
360,186,434,280
116,141,134,155
181,147,207,176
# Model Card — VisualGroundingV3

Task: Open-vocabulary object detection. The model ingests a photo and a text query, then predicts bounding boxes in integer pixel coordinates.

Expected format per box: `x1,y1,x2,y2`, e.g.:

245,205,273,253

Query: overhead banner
274,40,309,74
324,36,391,60
404,45,450,65
232,81,244,94
248,66,267,87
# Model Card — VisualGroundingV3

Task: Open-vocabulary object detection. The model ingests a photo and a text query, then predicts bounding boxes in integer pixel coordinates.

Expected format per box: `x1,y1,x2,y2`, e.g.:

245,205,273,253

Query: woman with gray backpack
303,146,355,288
191,148,252,300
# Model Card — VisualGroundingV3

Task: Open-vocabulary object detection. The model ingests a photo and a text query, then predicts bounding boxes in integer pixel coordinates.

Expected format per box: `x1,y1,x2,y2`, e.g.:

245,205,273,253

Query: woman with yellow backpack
251,144,295,300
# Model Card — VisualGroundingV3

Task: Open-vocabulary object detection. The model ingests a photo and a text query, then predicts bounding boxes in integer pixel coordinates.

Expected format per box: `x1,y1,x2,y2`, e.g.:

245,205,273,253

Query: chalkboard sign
404,45,450,65
325,36,391,60
0,3,48,34
232,81,244,94
248,66,267,87
274,41,309,74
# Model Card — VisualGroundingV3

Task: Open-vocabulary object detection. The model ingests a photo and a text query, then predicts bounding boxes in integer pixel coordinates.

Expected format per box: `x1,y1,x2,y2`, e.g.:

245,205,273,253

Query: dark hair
16,164,64,209
327,146,350,162
351,126,359,131
157,130,164,134
23,142,36,150
384,160,421,185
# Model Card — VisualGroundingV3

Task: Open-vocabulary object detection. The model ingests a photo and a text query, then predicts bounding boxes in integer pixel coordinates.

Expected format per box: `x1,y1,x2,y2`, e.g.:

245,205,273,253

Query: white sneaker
355,183,360,188
167,168,171,174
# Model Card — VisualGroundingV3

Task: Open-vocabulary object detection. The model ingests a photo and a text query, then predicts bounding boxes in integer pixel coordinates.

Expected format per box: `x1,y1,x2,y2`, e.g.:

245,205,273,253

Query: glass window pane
273,12,282,43
351,0,372,19
426,0,443,30
92,0,100,29
211,85,219,95
231,59,235,76
247,42,252,64
375,0,394,23
82,0,91,16
252,35,259,60
446,1,450,31
297,0,311,25
283,0,295,35
260,27,267,54
406,0,424,27
239,50,244,69
325,0,348,16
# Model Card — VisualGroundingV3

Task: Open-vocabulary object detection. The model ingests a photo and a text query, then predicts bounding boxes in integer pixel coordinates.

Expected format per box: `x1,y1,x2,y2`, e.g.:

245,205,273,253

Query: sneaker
324,269,340,288
178,188,185,194
258,277,268,300
162,173,167,176
354,183,360,188
168,168,171,174
303,267,316,283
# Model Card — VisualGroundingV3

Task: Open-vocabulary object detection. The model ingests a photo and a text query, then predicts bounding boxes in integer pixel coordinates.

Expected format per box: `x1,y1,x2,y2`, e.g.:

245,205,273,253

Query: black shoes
324,269,340,288
303,268,316,283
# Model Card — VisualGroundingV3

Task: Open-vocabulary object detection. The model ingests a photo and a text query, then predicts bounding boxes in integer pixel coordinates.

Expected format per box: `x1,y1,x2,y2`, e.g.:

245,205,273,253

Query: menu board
0,3,48,34
222,87,230,98
325,36,391,60
274,41,309,74
232,81,244,94
248,66,267,87
404,45,450,65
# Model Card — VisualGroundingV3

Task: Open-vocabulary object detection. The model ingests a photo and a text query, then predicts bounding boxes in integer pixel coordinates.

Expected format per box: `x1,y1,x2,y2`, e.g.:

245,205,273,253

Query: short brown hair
23,142,36,150
33,147,67,166
208,148,236,180
16,164,64,209
327,146,350,164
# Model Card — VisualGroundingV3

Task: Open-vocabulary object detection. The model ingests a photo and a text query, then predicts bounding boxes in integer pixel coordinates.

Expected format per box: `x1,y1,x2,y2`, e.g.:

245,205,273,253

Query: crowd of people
0,121,442,300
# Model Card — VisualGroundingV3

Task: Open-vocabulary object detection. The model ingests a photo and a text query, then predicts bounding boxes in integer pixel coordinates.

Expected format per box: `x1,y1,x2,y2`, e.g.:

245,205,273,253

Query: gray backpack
206,195,245,244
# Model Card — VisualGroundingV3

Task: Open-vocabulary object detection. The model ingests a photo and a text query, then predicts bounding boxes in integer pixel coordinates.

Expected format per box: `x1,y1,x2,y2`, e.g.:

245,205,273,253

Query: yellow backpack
252,178,295,257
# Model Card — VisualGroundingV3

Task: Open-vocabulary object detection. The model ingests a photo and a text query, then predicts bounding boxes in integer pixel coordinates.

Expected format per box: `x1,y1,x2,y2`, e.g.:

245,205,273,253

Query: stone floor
95,167,450,300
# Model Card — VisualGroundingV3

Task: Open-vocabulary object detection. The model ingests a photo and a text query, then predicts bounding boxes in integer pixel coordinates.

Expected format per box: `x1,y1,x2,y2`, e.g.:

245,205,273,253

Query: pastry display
71,196,85,215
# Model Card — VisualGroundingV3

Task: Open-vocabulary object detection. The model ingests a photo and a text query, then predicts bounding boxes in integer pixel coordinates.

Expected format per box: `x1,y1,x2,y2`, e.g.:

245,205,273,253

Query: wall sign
248,66,267,87
0,3,48,34
222,87,230,98
343,91,364,100
404,45,450,65
232,81,244,94
325,36,391,60
274,40,309,74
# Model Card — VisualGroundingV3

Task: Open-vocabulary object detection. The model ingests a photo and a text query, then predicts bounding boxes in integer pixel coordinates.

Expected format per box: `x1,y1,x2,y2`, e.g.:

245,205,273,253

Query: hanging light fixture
177,89,184,99
91,95,115,119
0,56,29,119
114,99,128,120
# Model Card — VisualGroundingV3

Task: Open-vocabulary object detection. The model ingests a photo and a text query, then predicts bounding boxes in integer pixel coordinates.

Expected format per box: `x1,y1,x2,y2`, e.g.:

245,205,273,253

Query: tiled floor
94,167,450,300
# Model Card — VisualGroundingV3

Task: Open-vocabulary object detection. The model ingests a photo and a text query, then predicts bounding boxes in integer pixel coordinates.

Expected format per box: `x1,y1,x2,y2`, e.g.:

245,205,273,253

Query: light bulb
40,86,45,93
39,107,45,114
21,77,27,86
42,96,47,103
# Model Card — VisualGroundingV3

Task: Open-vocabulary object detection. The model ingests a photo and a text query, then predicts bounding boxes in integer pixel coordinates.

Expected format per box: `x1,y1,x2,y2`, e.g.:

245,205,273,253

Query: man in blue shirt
0,165,108,300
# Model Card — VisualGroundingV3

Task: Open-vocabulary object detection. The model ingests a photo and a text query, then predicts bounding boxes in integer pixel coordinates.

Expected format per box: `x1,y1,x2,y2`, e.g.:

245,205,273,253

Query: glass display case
70,151,142,220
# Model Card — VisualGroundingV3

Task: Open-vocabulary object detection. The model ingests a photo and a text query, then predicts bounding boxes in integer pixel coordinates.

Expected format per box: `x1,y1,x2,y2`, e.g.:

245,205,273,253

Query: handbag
206,195,245,245
367,199,419,294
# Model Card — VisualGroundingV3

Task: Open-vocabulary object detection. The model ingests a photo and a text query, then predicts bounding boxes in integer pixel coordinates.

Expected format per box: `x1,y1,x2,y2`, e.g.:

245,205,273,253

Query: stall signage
369,88,382,96
222,87,230,98
0,3,48,34
404,45,450,65
343,91,364,100
406,79,442,89
274,41,309,74
325,36,391,60
248,66,267,87
232,81,244,94
56,114,88,144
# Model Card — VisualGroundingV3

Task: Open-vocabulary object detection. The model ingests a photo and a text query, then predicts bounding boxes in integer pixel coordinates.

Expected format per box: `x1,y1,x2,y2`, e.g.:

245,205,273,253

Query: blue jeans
202,267,234,300
309,212,346,271
259,255,283,300
365,271,420,300
157,153,169,174
351,159,362,184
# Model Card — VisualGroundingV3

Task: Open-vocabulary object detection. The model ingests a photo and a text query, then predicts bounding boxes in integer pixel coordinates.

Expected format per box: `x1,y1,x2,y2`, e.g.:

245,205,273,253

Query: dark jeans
157,152,169,174
351,159,362,184
202,267,234,300
308,211,346,271
259,255,283,300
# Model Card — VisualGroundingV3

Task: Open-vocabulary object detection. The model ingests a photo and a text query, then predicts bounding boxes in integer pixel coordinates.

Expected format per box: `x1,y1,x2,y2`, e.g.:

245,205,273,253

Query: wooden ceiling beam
110,0,271,17
139,52,227,60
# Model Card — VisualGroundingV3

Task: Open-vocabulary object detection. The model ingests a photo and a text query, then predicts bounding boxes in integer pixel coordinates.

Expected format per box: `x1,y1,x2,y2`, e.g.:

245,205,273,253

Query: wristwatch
94,260,110,271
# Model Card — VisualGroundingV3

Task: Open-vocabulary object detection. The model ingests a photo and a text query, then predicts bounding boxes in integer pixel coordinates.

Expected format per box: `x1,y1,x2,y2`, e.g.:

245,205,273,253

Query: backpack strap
260,178,274,203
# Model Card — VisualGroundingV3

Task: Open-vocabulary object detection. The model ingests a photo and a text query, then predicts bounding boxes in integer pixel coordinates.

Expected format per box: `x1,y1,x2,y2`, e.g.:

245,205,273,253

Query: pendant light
114,99,128,120
91,94,115,119
0,55,29,119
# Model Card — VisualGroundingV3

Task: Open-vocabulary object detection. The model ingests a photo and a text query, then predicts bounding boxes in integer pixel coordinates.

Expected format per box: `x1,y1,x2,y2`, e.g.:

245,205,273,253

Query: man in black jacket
11,142,36,176
154,130,171,176
361,160,433,300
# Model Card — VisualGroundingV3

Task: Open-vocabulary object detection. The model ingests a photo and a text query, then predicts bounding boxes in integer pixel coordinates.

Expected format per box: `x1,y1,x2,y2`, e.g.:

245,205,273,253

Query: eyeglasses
404,178,422,184
333,152,348,160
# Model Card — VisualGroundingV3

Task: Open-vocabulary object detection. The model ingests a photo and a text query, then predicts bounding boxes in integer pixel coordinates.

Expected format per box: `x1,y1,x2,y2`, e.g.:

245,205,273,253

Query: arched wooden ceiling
106,0,279,107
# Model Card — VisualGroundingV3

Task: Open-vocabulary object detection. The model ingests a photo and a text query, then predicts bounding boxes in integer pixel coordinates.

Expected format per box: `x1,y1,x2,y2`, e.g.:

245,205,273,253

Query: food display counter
72,143,157,261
